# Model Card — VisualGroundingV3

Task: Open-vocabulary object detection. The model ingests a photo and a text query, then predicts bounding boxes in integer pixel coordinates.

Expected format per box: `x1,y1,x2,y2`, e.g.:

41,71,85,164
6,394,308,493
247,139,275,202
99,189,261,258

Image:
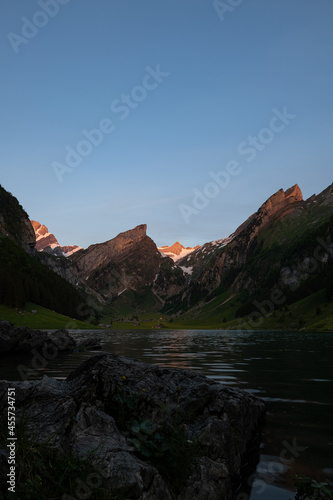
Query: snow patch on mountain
31,220,82,258
158,241,199,262
180,266,193,275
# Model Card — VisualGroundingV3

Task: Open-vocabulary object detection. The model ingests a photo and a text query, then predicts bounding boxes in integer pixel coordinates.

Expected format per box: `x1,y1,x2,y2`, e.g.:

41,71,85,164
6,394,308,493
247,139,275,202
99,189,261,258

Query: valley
0,182,332,331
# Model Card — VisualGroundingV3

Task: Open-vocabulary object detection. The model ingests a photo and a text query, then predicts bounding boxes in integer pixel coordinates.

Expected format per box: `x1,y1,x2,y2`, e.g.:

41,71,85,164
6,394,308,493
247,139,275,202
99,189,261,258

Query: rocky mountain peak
71,224,167,298
31,220,59,251
31,220,82,257
116,224,147,243
258,184,303,217
160,241,184,256
233,185,304,239
158,241,200,262
285,183,303,201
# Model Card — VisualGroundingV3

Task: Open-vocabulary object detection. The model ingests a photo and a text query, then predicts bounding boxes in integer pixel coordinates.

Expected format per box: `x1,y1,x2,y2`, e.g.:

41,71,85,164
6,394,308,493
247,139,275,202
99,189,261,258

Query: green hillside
0,303,97,329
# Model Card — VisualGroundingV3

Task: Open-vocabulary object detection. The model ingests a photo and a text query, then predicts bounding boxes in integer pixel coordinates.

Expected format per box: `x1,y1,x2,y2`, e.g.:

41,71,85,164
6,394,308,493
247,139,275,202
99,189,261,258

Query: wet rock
0,353,265,499
0,321,76,355
76,338,102,350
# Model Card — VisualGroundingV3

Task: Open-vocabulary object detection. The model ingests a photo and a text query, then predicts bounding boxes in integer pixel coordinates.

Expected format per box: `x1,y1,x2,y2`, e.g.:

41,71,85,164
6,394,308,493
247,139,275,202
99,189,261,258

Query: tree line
0,235,87,320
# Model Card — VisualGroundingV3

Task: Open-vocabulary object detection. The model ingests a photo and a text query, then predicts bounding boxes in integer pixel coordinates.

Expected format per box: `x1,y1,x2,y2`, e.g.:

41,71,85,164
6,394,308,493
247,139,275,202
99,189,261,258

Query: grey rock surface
0,321,76,355
0,352,265,499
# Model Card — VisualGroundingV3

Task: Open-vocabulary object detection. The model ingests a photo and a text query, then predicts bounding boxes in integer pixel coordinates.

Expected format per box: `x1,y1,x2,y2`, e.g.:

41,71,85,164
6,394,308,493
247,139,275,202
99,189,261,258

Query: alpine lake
2,329,333,500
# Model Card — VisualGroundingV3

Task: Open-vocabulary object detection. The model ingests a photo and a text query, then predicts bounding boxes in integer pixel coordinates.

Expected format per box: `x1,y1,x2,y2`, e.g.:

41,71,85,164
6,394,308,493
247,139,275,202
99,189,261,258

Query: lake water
1,329,333,499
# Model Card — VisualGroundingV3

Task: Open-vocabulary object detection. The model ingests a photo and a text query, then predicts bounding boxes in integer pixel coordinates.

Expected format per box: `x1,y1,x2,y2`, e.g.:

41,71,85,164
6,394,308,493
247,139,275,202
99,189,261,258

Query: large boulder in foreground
0,353,265,499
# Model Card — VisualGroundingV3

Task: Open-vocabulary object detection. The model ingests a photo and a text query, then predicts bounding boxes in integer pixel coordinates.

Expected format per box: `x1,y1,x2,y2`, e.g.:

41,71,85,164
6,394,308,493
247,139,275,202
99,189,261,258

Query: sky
1,0,332,249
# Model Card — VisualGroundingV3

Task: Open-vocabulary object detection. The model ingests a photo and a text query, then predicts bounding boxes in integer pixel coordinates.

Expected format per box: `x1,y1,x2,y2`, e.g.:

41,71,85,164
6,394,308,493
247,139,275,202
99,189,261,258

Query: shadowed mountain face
0,185,35,253
1,182,332,320
70,224,170,298
168,183,333,313
0,186,92,318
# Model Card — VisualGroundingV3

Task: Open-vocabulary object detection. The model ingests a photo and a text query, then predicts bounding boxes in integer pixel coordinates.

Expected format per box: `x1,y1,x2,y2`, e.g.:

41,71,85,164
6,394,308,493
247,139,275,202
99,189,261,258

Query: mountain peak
31,220,82,257
258,184,303,217
31,220,59,250
285,184,303,201
160,241,184,255
117,224,147,242
234,184,304,239
158,242,200,262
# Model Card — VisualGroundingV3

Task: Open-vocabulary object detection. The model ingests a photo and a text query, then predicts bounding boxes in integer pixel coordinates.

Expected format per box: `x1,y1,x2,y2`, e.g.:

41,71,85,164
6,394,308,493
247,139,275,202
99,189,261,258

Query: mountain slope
163,184,333,321
0,185,35,252
0,234,91,319
1,182,332,329
0,186,96,321
70,224,186,309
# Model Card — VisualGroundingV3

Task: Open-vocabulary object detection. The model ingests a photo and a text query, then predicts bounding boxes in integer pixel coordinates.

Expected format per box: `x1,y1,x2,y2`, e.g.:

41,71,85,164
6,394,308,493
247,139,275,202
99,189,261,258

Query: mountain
0,185,35,253
31,220,82,257
178,185,303,277
158,242,200,261
70,224,186,308
1,182,332,329
163,183,333,325
177,236,234,272
0,186,94,320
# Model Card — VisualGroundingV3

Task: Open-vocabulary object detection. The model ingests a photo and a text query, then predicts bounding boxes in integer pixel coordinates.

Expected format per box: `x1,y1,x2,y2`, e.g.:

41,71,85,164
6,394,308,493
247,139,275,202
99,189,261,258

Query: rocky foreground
0,320,101,356
0,349,265,499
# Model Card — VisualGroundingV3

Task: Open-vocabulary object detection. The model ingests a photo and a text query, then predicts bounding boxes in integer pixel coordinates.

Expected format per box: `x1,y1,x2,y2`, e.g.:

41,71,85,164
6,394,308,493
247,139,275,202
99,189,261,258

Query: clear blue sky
1,0,332,248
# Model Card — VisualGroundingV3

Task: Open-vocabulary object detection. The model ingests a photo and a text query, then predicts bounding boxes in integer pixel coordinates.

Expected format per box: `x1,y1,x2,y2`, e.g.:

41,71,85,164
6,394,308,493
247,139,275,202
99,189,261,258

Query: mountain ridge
0,185,36,252
31,220,82,257
0,182,332,328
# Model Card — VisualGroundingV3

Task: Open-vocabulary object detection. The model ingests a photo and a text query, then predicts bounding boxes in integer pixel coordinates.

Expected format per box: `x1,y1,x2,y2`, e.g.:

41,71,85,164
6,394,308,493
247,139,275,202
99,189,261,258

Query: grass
292,474,333,499
1,291,333,332
99,288,333,332
135,291,333,332
0,302,97,329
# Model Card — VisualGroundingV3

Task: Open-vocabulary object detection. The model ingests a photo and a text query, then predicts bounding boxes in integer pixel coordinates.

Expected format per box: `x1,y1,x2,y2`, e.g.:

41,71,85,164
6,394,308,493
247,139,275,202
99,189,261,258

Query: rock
0,449,8,491
0,353,265,499
31,219,82,257
77,338,102,350
0,186,36,253
0,322,76,355
70,224,178,300
177,184,306,307
46,329,77,352
31,220,59,251
0,321,16,353
257,184,303,220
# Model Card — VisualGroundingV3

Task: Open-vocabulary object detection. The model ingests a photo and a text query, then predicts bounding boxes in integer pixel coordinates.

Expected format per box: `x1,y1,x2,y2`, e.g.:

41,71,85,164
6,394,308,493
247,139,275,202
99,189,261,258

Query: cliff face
234,184,303,239
176,185,307,308
31,220,82,257
0,185,35,252
71,225,170,298
31,220,59,250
